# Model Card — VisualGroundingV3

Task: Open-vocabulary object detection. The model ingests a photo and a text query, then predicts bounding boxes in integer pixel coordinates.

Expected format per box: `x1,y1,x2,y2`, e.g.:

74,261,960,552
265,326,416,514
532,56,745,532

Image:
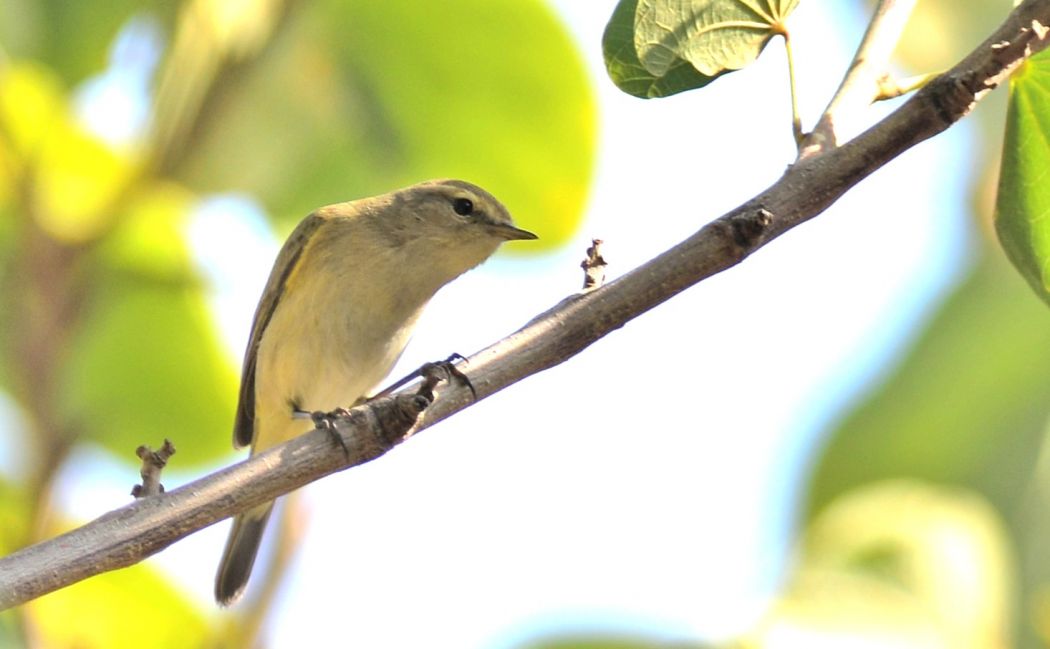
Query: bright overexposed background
40,2,978,646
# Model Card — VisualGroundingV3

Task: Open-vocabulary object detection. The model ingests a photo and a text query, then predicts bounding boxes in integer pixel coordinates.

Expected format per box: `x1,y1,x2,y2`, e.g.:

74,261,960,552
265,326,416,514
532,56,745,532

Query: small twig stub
132,439,176,498
581,239,607,290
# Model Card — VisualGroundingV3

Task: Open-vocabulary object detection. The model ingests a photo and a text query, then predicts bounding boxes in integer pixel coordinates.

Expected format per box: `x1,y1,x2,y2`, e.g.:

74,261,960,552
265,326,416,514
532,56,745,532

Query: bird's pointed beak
489,222,538,241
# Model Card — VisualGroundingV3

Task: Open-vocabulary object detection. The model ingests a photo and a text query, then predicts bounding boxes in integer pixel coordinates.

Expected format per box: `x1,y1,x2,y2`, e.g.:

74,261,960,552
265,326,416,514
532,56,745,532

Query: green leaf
634,0,798,78
169,0,596,247
995,47,1050,305
57,186,238,466
603,0,722,98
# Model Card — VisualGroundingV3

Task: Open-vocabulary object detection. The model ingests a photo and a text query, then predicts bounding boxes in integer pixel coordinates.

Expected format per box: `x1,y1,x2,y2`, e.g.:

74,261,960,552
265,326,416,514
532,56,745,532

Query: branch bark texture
1,0,1048,611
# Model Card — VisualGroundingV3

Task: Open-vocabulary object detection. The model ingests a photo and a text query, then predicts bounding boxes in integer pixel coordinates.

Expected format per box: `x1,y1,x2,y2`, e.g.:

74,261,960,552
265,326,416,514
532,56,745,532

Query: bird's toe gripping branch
418,354,476,401
310,407,355,457
371,353,477,401
308,356,472,461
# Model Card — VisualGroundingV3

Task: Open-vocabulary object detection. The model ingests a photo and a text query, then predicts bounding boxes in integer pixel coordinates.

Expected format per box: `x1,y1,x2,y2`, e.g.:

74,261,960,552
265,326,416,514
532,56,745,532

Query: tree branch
1,0,1047,611
802,0,919,156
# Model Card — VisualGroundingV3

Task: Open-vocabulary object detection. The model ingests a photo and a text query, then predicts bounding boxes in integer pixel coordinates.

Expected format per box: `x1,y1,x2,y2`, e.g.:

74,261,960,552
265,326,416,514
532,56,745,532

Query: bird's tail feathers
214,502,274,606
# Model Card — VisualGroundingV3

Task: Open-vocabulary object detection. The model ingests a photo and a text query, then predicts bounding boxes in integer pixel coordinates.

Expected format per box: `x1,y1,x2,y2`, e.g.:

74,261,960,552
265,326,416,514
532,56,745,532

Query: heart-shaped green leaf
604,0,797,99
635,0,798,77
603,0,722,99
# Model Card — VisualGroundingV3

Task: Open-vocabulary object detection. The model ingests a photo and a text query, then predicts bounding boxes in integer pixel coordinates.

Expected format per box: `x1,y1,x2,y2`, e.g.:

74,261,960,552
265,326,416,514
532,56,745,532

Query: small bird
215,179,536,605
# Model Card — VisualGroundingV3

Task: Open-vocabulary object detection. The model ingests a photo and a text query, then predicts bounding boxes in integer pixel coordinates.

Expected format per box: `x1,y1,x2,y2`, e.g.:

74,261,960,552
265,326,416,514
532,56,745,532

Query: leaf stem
781,28,804,144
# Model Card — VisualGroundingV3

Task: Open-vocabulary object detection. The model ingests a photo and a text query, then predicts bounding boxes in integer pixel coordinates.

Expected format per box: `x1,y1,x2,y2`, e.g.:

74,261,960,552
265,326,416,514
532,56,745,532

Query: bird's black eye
452,198,474,216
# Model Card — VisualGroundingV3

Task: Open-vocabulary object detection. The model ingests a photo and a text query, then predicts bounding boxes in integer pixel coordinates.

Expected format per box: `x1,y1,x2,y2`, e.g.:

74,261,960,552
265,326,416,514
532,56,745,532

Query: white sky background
34,1,979,647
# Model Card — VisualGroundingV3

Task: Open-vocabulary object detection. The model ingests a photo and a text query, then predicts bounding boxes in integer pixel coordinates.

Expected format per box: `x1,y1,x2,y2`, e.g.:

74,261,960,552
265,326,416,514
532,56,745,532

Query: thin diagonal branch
1,0,1048,612
801,0,919,157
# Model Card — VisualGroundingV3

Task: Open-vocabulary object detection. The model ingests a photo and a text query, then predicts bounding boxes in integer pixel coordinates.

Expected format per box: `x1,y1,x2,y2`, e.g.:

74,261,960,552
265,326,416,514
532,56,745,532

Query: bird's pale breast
250,235,424,453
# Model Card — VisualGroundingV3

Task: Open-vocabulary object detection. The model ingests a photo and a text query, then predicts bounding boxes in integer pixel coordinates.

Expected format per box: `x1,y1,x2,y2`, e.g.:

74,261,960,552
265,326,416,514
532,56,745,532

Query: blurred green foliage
0,0,595,644
795,254,1050,648
759,480,1015,647
806,253,1050,511
168,0,594,241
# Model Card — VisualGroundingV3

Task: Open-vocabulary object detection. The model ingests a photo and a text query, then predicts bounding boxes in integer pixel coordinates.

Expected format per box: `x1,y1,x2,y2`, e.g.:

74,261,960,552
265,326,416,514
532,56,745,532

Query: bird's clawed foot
311,407,354,456
417,354,476,401
371,353,476,401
